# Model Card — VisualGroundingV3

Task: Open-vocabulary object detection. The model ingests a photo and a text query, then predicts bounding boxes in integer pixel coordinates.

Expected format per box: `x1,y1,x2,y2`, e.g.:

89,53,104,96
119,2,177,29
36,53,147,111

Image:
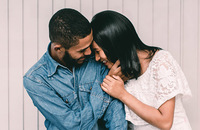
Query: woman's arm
101,75,175,130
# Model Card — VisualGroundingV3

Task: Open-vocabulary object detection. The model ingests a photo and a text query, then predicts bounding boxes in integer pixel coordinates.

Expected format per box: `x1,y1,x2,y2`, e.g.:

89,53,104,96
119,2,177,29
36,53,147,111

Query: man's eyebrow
78,45,90,52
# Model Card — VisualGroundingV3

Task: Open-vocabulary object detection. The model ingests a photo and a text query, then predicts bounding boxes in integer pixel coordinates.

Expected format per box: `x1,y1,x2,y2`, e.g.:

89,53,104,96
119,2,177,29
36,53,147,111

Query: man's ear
53,44,66,53
53,44,62,51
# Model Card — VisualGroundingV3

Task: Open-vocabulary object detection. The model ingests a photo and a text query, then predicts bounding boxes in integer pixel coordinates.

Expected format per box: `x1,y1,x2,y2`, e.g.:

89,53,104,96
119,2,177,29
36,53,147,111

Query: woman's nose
95,53,100,61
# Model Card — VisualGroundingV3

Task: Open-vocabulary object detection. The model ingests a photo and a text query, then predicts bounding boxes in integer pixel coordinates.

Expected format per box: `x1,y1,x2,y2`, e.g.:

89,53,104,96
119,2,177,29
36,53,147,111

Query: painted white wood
108,0,123,13
53,0,65,14
168,0,181,64
65,0,81,11
38,0,52,59
198,1,200,129
0,0,199,130
93,0,108,15
153,0,168,50
182,0,199,129
0,0,9,129
81,0,93,21
8,0,24,129
138,0,153,45
23,0,38,130
123,0,138,29
38,1,53,130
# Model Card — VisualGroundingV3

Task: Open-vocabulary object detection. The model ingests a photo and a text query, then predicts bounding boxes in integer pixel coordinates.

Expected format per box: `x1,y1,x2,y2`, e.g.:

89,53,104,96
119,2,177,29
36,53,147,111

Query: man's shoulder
77,55,109,84
24,53,48,79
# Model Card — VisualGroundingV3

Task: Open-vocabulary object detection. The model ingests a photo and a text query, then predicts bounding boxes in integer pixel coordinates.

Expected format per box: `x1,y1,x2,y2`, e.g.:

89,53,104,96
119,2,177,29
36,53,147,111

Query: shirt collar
46,42,62,77
46,42,95,77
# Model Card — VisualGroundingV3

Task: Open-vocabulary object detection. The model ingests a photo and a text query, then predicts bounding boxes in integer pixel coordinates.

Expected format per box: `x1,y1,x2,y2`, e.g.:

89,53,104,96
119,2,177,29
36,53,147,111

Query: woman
91,10,192,130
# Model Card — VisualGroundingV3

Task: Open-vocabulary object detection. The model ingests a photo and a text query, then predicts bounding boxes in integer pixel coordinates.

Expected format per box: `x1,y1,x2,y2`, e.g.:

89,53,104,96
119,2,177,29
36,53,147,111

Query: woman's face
92,41,113,69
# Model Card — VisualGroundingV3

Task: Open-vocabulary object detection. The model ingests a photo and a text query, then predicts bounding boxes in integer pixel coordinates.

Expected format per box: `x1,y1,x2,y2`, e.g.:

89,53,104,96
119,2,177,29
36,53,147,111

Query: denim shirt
23,44,127,130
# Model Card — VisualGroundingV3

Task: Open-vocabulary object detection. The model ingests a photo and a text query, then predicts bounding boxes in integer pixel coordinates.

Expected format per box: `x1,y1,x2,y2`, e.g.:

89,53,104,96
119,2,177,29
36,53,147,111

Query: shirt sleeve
103,99,127,129
23,76,104,130
152,51,192,109
99,64,128,129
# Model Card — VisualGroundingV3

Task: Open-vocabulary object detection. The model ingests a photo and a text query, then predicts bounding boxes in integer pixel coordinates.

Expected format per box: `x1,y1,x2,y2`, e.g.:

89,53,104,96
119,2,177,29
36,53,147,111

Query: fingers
101,75,116,92
114,66,122,75
108,60,121,76
104,75,116,82
103,77,111,85
101,81,109,88
101,84,108,92
112,75,123,82
112,60,120,68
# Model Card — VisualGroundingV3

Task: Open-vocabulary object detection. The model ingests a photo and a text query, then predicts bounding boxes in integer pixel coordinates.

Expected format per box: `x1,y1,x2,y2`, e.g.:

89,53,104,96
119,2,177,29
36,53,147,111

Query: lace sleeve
152,51,191,109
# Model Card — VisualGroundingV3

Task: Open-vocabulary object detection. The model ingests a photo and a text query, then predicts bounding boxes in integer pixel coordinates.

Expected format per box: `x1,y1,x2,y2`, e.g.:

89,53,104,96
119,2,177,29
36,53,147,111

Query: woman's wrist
119,90,129,102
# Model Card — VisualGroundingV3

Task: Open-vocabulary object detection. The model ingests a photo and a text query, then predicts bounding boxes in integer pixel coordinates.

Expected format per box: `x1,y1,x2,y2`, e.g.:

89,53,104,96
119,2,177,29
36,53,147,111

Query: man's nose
84,47,92,56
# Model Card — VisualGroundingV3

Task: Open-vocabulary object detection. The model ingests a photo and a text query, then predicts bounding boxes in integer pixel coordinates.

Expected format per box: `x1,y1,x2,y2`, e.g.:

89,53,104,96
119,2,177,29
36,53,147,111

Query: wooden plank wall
0,0,199,129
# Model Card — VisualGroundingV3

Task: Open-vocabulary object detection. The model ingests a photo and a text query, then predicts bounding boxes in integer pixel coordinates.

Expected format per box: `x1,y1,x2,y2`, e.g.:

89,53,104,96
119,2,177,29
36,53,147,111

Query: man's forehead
70,32,93,51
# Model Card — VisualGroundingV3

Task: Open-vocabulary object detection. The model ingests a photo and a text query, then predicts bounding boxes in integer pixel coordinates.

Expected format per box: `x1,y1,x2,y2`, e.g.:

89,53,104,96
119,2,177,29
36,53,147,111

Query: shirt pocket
79,81,94,106
61,92,79,110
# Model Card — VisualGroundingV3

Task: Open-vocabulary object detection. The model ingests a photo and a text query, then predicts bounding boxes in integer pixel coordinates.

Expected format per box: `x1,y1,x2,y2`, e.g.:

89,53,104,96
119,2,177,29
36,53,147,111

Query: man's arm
23,76,103,130
103,98,127,129
100,63,127,129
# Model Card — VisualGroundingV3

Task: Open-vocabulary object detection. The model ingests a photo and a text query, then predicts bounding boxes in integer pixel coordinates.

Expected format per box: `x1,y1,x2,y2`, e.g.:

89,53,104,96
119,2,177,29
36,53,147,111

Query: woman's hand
101,75,127,99
108,60,122,76
108,60,129,81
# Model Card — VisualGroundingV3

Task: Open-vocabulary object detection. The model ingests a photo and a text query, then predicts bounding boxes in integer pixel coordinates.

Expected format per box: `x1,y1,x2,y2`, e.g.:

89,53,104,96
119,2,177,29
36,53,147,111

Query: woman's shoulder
150,50,175,67
152,50,173,60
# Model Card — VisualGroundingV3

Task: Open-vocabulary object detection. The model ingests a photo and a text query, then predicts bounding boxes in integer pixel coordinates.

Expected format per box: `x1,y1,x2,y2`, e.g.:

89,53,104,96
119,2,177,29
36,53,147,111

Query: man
23,8,127,130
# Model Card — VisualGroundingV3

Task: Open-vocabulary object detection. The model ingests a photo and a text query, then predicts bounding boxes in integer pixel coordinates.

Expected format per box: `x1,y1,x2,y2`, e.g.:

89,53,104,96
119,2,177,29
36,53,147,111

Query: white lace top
125,50,192,130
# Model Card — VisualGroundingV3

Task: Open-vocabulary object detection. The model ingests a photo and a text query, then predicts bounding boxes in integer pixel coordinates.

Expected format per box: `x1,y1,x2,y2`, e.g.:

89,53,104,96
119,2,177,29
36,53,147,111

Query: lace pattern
125,50,192,126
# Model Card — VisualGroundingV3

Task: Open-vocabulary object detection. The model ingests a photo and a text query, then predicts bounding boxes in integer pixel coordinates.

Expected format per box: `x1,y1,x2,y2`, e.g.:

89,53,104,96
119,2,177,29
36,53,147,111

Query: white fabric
125,50,192,130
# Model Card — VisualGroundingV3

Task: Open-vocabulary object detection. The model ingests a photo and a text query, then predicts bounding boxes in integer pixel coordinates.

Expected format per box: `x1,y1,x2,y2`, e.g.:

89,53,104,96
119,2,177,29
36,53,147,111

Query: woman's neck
137,50,151,75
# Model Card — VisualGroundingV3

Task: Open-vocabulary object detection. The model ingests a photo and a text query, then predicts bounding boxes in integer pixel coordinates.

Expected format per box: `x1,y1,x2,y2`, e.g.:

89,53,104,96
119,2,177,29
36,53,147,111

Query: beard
63,51,85,69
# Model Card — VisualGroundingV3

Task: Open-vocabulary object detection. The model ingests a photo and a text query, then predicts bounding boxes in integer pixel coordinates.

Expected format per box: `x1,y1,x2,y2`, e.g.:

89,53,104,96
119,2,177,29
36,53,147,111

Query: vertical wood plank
9,0,23,129
1,1,200,129
108,0,123,13
0,0,9,129
123,0,138,29
93,0,108,15
38,0,53,59
138,0,153,45
182,0,199,129
81,0,93,21
65,0,81,11
38,0,53,129
168,0,181,64
53,0,65,14
198,0,200,128
153,0,168,49
23,0,38,130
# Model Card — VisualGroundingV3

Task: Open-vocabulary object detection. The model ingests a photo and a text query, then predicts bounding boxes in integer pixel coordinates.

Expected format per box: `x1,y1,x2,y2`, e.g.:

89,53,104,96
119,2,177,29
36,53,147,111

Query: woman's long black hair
91,10,161,79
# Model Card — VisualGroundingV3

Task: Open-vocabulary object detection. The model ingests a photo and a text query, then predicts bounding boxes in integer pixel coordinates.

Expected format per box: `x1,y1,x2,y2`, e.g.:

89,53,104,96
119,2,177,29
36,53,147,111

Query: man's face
63,31,93,67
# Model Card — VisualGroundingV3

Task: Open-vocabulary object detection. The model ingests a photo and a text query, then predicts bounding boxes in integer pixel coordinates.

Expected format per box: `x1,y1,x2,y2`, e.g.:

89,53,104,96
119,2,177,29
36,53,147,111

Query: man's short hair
49,8,91,49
